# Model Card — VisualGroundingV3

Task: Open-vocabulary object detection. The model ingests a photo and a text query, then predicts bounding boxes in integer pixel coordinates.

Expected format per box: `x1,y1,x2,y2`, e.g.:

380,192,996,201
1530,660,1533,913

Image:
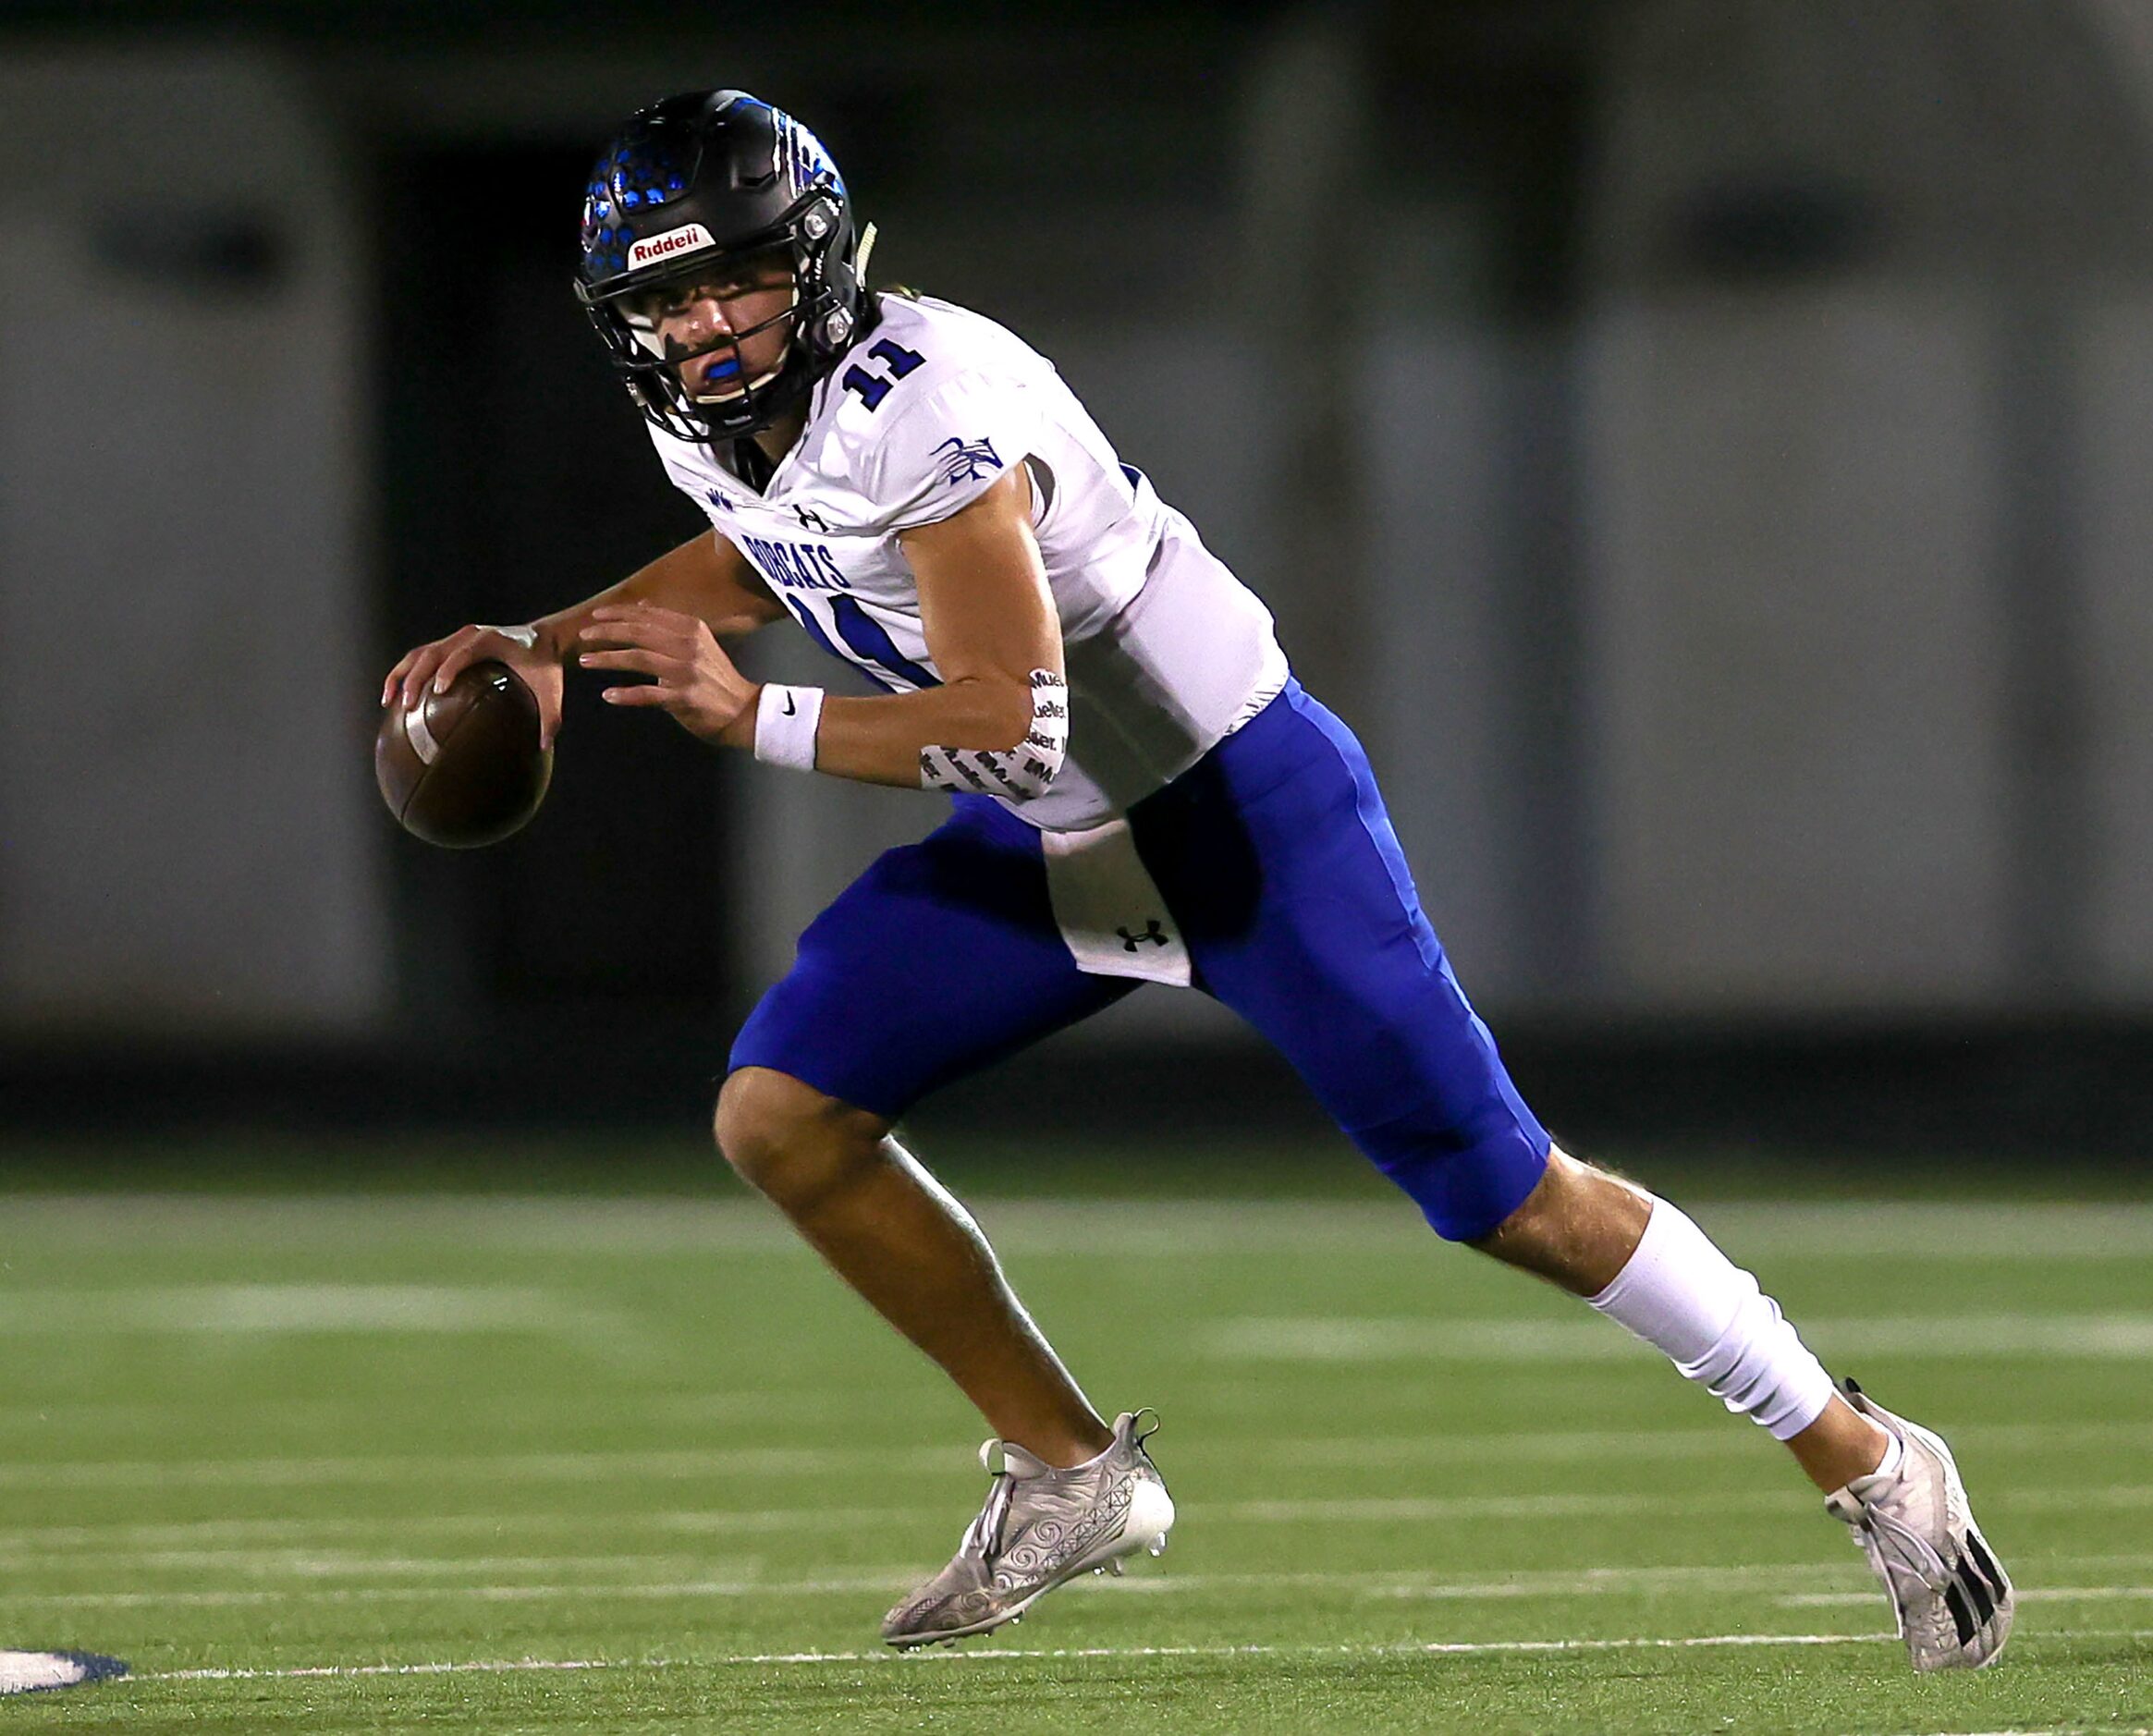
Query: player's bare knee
714,1066,884,1210
712,1067,824,1191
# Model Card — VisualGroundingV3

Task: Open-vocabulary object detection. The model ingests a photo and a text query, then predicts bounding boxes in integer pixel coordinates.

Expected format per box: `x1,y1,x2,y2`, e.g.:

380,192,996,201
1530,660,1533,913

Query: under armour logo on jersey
934,435,1004,487
1117,920,1170,952
705,487,736,513
791,504,832,533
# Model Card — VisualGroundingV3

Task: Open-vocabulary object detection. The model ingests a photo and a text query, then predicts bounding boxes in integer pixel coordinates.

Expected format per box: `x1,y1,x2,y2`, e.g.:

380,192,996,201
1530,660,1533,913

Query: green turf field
0,1161,2147,1732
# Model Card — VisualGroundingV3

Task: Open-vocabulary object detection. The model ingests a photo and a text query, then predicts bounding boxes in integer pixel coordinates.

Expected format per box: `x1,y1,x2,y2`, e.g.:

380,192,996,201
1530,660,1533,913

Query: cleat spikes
1147,1532,1168,1558
1105,1558,1124,1577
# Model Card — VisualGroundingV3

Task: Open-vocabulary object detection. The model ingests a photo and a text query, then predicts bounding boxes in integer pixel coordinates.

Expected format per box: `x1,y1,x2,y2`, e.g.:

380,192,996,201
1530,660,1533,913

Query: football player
384,92,2011,1667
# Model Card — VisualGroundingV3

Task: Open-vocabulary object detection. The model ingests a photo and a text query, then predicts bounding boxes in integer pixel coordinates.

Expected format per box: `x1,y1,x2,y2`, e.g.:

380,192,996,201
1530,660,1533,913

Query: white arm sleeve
919,670,1069,802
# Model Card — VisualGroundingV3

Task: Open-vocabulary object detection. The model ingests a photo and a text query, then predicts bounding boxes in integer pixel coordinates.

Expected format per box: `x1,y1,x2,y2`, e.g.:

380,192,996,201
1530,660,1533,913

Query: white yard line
0,1389,827,1428
0,1558,1871,1595
631,1481,2147,1529
0,1284,631,1341
1781,1586,2152,1608
0,1573,929,1610
0,1510,890,1550
1201,1313,2153,1362
0,1548,764,1579
1213,1485,2151,1523
4,1460,2145,1553
0,1549,1831,1585
1242,1420,2153,1465
0,1415,2137,1492
0,1422,2130,1540
6,1552,2151,1608
0,1490,2144,1559
116,1627,2153,1682
124,1633,1900,1677
0,1443,957,1491
0,1400,2137,1461
9,1553,2153,1610
6,1195,2150,1258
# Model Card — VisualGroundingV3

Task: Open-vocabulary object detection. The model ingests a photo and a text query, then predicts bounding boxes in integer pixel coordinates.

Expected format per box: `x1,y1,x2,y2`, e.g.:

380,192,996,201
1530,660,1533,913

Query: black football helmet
575,91,872,443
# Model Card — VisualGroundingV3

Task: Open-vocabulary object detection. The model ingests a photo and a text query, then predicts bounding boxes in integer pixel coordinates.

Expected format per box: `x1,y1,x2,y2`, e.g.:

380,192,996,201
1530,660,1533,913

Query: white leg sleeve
1587,1198,1837,1441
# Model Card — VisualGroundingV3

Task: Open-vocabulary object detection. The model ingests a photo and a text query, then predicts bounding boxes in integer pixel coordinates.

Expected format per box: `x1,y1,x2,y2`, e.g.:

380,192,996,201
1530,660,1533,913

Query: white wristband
753,683,825,771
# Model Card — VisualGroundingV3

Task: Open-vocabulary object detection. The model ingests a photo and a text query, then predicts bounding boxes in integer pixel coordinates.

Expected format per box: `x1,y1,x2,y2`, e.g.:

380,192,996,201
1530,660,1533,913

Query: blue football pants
730,680,1551,1241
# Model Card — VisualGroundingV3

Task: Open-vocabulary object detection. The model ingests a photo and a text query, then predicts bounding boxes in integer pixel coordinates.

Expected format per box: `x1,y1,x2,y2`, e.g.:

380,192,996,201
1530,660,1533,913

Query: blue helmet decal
581,126,697,263
713,92,844,201
777,112,845,201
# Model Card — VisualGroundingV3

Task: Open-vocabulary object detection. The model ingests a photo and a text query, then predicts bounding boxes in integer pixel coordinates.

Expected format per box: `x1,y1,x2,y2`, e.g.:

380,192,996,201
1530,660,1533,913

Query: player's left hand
577,601,757,746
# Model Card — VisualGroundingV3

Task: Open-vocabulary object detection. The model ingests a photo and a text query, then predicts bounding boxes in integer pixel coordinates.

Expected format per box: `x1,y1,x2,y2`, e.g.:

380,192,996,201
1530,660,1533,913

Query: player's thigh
729,795,1135,1120
1136,685,1549,1239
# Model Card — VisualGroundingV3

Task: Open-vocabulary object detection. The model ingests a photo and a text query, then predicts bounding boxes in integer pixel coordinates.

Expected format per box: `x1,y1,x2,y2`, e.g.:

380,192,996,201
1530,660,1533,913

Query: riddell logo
628,224,716,270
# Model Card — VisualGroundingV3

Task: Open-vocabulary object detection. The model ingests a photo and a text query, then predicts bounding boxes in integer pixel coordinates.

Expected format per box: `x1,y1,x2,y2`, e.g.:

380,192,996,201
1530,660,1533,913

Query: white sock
1867,1431,1905,1485
1587,1198,1837,1441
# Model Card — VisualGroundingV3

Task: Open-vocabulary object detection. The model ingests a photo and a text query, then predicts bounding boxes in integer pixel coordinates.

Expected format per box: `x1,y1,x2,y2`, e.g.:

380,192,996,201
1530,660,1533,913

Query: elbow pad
919,670,1068,802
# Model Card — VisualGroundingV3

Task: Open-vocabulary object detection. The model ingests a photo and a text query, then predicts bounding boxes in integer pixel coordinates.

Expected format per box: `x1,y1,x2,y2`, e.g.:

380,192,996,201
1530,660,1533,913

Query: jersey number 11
839,339,926,411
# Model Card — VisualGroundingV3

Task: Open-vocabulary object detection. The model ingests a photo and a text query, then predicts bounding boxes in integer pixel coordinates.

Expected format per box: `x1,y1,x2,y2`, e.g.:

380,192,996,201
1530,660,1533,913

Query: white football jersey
646,294,1289,831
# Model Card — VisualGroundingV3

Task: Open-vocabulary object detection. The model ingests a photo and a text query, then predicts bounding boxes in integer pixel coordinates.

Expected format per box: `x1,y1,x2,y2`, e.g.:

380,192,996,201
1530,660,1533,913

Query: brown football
375,661,553,849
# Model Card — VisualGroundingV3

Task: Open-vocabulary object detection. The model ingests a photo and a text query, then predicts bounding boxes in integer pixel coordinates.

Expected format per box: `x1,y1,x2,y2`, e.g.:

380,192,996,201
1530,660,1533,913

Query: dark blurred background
6,0,2153,1164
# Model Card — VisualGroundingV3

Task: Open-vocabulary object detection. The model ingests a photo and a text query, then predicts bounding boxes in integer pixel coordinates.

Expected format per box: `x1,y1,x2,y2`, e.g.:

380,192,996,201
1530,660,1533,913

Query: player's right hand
383,623,568,750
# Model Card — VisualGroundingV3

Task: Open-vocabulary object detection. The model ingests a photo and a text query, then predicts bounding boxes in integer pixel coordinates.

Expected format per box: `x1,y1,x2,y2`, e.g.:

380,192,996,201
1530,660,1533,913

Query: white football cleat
1824,1378,2013,1671
881,1409,1174,1648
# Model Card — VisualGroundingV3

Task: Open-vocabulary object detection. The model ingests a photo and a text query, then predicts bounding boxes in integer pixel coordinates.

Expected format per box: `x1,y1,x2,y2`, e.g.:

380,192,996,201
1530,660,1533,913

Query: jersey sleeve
865,370,1042,532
